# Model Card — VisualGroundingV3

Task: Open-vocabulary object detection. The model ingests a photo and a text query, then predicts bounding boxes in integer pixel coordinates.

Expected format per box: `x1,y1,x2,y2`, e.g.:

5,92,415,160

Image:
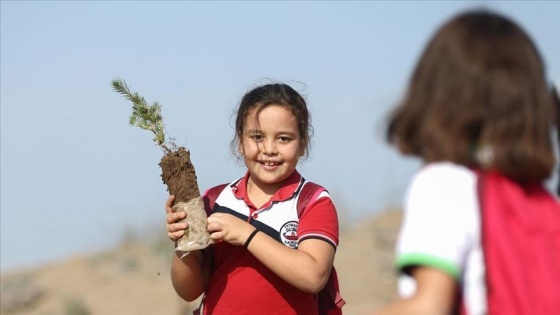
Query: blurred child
166,83,343,314
372,9,560,315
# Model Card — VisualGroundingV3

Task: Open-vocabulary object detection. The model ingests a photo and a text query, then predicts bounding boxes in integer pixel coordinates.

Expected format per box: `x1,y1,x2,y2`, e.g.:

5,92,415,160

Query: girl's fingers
167,211,187,224
206,220,217,231
165,195,176,215
207,213,225,226
168,222,188,232
209,231,223,241
168,230,185,241
165,195,188,242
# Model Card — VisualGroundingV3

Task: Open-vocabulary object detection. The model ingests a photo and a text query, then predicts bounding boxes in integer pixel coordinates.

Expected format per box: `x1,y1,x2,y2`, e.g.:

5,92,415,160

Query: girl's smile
259,160,282,170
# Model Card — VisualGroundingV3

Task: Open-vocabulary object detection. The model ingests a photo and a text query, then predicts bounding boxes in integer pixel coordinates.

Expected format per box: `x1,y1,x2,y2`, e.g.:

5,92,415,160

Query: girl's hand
165,195,188,242
207,212,255,246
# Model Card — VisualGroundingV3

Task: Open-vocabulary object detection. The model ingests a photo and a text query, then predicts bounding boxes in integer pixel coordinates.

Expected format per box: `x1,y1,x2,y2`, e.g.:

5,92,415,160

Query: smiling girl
165,83,342,315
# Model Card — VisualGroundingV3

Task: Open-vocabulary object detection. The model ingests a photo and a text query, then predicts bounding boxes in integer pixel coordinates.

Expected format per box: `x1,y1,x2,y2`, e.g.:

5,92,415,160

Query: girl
372,9,560,315
165,83,341,314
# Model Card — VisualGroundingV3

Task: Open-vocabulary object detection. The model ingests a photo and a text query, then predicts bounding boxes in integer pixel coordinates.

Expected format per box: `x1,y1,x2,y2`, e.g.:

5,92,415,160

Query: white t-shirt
396,162,487,315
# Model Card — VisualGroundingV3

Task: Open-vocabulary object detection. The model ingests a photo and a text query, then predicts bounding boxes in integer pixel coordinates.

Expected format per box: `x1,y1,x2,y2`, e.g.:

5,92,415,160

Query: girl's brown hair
231,83,313,160
386,9,556,183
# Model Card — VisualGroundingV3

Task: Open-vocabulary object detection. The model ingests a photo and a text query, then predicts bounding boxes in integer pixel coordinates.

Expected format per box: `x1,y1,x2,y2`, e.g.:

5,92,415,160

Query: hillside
0,210,402,315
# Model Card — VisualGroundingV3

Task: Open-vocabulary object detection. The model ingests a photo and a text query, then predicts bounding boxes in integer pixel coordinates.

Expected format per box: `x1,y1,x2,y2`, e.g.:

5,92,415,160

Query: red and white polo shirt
202,170,339,315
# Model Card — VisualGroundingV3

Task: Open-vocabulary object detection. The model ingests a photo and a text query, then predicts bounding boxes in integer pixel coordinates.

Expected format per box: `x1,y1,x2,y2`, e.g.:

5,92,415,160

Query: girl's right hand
165,195,188,242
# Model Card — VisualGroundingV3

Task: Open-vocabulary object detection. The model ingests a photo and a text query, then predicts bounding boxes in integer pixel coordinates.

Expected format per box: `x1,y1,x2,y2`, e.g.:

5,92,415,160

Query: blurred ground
0,210,402,315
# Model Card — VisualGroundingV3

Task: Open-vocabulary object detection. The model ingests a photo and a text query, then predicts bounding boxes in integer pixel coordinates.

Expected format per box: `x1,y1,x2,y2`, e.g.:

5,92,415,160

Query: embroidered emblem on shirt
280,221,299,248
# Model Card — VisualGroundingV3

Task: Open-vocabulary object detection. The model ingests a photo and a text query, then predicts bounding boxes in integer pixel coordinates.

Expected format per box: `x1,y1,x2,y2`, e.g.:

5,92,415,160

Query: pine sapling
112,78,213,257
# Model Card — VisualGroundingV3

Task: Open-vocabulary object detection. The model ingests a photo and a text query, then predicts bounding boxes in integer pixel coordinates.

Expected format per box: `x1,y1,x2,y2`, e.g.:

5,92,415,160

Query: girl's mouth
259,161,281,169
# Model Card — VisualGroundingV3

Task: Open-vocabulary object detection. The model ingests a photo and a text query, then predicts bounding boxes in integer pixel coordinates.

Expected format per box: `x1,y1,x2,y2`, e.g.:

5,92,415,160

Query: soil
159,147,200,204
158,147,212,253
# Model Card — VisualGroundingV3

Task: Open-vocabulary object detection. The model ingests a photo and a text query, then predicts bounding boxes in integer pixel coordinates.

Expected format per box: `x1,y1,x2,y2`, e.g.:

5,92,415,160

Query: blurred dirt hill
0,210,402,315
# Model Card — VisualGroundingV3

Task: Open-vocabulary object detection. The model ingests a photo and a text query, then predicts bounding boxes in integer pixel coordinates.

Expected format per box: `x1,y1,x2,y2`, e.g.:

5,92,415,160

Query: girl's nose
259,139,278,155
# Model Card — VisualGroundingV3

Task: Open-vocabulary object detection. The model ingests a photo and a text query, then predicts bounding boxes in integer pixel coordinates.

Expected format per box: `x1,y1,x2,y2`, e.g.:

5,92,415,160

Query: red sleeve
297,194,339,249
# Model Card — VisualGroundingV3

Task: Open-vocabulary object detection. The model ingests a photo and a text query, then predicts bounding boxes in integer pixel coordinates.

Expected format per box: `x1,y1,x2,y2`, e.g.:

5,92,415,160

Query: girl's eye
278,136,292,142
250,134,263,142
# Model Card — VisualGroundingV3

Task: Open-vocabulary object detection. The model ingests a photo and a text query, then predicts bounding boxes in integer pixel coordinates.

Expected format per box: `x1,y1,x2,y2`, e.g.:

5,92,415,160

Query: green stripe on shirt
396,253,460,279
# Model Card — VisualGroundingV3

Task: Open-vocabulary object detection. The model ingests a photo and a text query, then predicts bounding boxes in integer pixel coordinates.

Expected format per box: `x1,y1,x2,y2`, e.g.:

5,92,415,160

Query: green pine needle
112,78,174,153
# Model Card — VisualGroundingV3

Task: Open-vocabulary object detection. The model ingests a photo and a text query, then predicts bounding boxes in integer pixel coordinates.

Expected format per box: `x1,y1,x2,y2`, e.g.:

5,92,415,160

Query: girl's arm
166,195,207,301
247,229,335,293
170,251,207,302
370,266,457,315
207,213,335,293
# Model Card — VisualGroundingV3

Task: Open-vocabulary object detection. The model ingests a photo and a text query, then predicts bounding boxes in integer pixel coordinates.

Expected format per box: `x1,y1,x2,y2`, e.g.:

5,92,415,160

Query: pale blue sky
1,1,559,271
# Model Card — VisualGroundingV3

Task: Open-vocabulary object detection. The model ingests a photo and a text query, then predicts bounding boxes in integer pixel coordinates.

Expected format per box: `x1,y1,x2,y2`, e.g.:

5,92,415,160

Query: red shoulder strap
203,183,228,215
296,181,325,217
296,181,346,315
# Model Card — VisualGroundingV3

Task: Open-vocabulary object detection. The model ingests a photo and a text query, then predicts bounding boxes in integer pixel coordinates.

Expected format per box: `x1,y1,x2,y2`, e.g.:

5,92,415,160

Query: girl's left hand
207,213,255,247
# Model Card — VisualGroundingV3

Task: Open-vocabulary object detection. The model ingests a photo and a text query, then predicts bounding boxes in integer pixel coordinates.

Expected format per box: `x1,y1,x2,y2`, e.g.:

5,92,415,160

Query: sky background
1,1,559,272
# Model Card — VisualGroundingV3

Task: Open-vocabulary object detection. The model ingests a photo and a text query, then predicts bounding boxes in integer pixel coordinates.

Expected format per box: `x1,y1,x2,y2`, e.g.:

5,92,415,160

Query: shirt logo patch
280,221,299,248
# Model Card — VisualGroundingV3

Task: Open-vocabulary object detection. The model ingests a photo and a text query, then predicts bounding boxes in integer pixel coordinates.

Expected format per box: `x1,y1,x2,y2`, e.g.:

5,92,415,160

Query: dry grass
0,210,402,315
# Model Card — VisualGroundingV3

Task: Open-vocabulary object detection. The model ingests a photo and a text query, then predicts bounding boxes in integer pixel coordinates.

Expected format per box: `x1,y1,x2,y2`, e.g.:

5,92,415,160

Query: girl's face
239,104,303,193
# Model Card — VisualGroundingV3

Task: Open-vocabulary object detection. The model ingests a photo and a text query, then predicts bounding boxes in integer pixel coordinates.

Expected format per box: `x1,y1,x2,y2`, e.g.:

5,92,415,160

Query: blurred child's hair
231,83,313,160
553,85,560,194
386,9,557,183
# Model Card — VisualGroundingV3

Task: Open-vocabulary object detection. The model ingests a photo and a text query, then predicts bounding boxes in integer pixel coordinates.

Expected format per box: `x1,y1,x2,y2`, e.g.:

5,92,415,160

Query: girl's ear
298,140,306,157
238,142,245,155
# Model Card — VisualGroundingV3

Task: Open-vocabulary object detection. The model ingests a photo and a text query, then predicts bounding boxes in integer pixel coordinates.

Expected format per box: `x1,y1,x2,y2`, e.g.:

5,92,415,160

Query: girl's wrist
244,229,259,249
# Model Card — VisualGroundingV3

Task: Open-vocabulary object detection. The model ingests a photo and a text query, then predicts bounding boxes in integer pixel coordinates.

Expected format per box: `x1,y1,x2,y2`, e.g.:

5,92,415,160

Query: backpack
471,171,560,315
297,182,346,315
202,181,345,315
